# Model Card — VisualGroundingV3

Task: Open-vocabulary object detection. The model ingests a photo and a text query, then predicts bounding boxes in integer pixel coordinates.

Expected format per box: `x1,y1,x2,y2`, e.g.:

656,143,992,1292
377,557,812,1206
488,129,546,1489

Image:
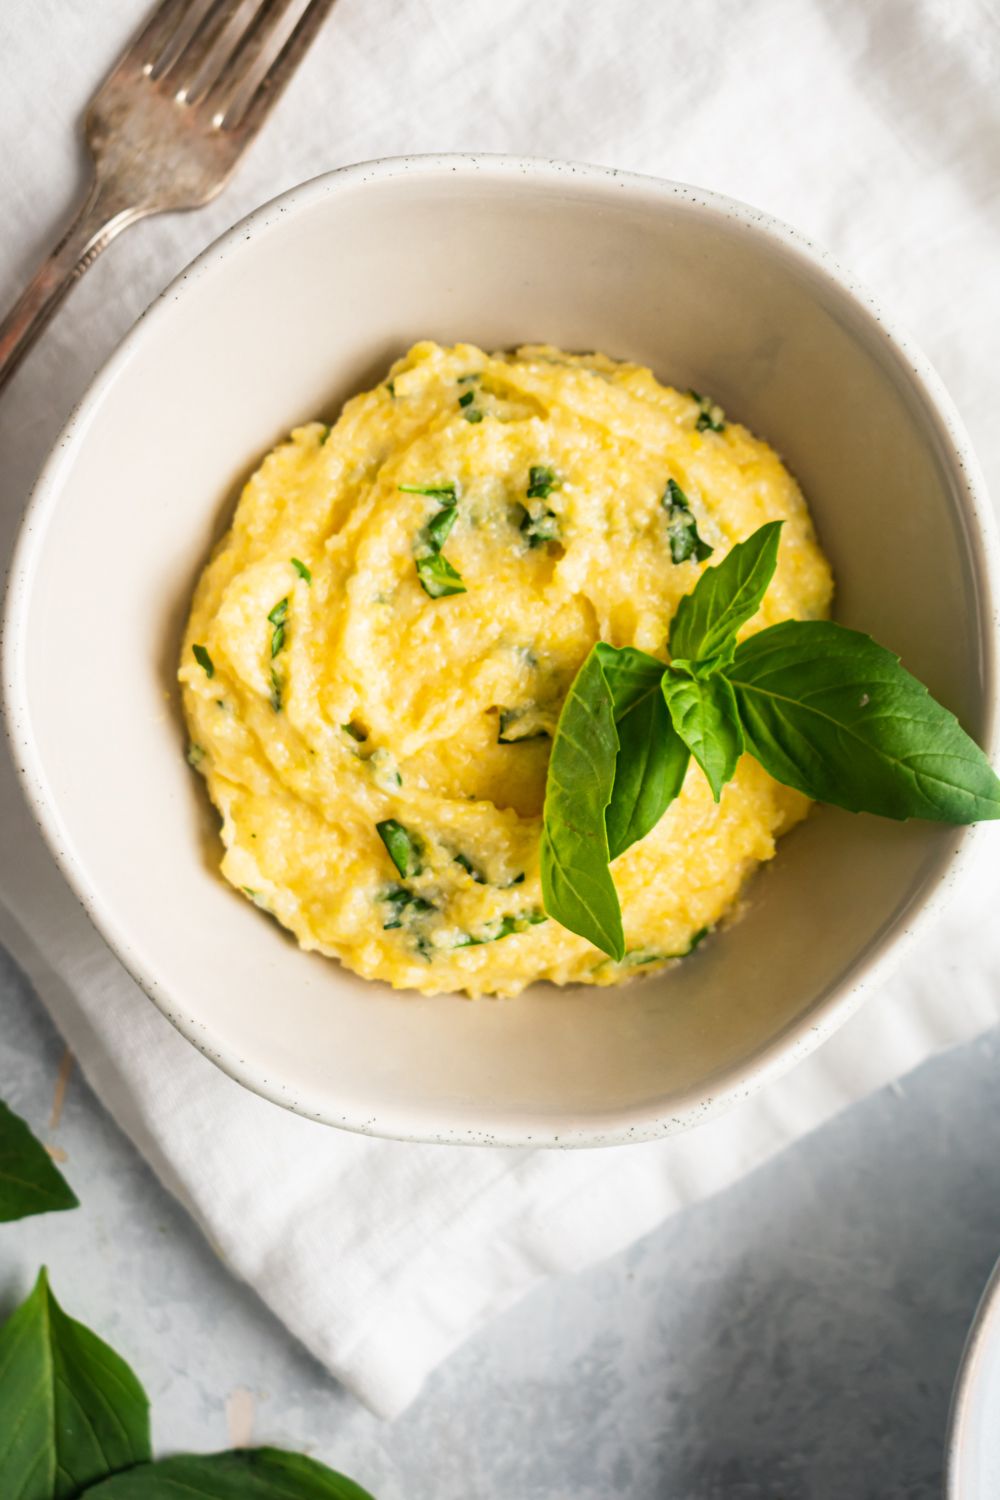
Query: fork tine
162,0,261,103
118,0,207,78
213,0,336,132
205,0,300,120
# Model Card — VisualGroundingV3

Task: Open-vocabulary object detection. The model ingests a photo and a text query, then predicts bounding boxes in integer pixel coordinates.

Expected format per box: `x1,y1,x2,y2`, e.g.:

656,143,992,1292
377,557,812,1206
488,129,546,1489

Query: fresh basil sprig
730,620,1000,822
0,1268,151,1496
0,1270,374,1500
542,521,1000,956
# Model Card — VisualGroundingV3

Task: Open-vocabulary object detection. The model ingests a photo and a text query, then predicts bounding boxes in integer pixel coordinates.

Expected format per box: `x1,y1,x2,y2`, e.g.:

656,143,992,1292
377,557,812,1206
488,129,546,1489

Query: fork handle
0,176,144,395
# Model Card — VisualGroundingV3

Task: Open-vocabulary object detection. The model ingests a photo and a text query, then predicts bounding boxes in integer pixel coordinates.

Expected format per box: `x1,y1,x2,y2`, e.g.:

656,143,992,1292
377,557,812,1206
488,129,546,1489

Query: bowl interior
5,159,993,1143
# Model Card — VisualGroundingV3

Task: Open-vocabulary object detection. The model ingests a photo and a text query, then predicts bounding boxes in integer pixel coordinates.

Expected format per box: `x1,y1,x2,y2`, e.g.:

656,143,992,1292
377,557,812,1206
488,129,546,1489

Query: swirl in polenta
180,342,833,997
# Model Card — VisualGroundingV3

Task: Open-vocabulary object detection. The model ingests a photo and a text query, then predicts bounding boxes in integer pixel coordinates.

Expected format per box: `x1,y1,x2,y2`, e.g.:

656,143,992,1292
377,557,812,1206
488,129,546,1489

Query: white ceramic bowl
3,156,998,1146
948,1257,1000,1498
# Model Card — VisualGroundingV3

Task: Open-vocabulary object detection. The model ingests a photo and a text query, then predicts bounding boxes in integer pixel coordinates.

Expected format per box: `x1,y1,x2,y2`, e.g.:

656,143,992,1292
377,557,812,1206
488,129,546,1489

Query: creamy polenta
180,342,833,997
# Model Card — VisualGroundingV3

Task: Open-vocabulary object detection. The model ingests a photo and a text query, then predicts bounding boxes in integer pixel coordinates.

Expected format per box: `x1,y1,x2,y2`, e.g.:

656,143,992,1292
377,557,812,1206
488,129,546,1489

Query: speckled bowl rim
3,153,999,1147
947,1255,1000,1498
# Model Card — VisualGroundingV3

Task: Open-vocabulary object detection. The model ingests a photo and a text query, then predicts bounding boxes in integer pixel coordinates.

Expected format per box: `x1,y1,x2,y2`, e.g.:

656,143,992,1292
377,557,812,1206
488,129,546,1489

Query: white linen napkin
2,0,999,1421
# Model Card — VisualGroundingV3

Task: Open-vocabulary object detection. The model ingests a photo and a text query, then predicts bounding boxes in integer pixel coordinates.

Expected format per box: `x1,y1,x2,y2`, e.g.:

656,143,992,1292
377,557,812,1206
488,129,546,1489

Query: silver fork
0,0,336,394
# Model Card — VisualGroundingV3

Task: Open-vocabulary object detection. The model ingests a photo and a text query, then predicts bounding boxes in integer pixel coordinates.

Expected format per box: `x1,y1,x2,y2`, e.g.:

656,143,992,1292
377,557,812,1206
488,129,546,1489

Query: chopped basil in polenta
179,341,832,997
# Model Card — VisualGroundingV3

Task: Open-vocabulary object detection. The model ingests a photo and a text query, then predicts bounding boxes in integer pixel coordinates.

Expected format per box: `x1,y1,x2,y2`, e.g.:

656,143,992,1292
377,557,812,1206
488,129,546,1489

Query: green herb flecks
186,742,206,769
518,503,561,549
540,521,1000,956
399,482,458,500
268,596,289,658
527,465,560,499
318,423,332,445
619,928,709,967
386,379,396,398
458,373,480,385
192,643,215,678
425,503,459,552
463,408,484,424
376,819,423,879
455,852,486,883
416,552,467,598
458,390,476,409
517,465,562,549
342,720,368,743
291,557,312,584
412,486,467,598
498,707,550,743
450,910,547,948
662,478,713,565
269,667,283,713
689,388,726,433
381,884,435,930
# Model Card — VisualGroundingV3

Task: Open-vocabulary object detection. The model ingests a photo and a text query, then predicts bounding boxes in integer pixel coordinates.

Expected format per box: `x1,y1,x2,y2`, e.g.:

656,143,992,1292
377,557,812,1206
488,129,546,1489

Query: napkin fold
2,0,999,1421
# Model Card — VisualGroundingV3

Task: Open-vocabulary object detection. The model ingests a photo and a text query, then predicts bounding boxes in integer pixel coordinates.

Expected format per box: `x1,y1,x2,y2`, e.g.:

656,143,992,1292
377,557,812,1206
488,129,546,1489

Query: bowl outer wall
947,1255,1000,1499
3,154,999,1147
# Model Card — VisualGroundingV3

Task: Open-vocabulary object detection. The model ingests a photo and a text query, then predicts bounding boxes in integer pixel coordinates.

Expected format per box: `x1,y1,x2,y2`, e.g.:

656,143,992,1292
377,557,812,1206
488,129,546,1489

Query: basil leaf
425,504,458,552
79,1448,374,1499
0,1099,78,1222
416,553,466,598
398,483,457,500
689,389,726,433
662,479,713,564
662,669,744,802
669,520,784,664
191,644,214,678
0,1269,150,1500
730,619,1000,822
541,647,625,959
526,465,559,499
594,643,689,859
518,504,560,549
376,819,423,878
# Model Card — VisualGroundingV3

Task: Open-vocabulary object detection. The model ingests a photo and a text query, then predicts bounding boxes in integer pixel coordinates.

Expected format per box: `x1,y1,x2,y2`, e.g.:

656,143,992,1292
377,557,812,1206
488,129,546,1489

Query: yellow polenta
180,342,833,998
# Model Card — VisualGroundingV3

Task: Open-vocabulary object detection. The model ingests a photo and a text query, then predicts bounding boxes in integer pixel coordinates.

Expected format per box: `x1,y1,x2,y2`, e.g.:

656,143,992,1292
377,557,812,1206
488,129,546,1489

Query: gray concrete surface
2,939,998,1499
